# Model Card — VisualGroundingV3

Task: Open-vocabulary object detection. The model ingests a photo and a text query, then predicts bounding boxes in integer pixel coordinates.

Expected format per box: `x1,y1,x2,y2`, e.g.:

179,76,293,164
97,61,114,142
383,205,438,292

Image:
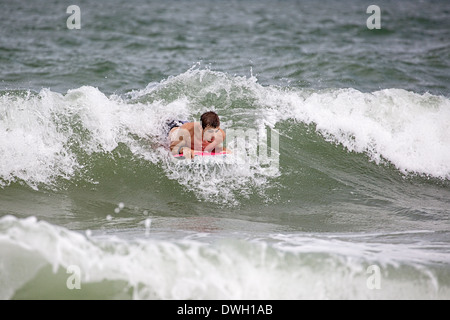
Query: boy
168,111,227,159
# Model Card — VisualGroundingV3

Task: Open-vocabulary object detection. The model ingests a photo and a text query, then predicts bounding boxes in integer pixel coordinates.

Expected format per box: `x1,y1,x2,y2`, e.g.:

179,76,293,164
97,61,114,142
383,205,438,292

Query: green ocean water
1,0,450,299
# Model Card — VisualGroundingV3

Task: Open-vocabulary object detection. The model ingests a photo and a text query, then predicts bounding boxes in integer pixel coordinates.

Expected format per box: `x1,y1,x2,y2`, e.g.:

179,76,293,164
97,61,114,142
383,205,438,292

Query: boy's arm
204,129,226,153
170,127,191,155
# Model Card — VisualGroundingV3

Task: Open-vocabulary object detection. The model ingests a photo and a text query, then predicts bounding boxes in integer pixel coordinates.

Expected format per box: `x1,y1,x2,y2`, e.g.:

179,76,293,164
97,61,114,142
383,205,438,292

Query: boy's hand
181,147,194,159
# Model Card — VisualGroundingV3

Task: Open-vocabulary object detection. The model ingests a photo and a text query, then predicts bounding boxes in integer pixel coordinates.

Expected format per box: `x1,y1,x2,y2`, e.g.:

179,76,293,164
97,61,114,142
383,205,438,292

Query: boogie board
173,151,228,160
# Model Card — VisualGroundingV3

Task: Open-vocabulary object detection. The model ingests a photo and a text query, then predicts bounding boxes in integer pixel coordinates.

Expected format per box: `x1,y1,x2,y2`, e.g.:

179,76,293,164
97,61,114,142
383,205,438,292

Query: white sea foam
0,81,279,203
258,86,450,179
0,216,448,300
1,70,449,198
138,69,450,179
0,86,190,188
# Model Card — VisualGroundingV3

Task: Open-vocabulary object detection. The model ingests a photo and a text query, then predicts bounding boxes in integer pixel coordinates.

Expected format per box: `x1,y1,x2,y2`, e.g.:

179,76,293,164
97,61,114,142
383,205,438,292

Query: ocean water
1,0,449,300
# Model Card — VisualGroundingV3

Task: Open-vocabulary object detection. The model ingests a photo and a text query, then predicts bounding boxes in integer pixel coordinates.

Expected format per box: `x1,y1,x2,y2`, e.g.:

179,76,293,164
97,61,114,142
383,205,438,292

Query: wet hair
200,111,220,129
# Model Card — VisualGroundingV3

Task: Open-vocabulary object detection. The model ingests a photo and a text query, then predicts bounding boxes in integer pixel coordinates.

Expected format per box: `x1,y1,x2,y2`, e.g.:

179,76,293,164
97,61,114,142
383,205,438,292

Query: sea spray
1,215,449,300
1,70,449,203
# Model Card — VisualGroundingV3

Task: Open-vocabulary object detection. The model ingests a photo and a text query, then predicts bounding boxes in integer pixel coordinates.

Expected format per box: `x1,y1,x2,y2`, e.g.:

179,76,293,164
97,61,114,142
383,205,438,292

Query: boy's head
200,111,220,130
200,111,221,143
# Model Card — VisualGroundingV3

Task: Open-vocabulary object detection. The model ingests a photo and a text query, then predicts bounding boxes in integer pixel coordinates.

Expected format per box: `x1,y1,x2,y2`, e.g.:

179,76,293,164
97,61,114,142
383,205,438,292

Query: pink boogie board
173,151,228,159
